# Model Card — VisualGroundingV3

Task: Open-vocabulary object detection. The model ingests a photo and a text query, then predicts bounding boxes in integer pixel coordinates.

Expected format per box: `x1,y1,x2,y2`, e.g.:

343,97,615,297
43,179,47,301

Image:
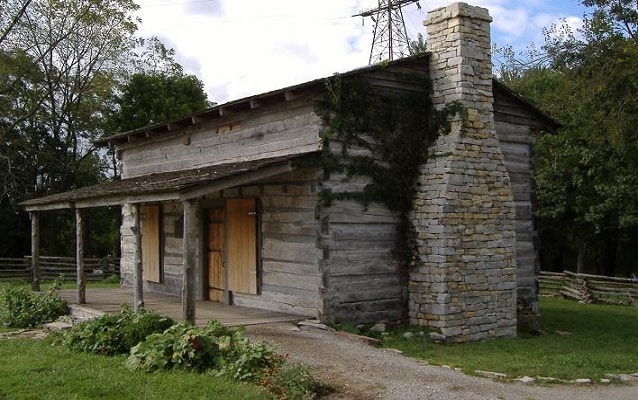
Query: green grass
382,297,638,381
0,338,269,400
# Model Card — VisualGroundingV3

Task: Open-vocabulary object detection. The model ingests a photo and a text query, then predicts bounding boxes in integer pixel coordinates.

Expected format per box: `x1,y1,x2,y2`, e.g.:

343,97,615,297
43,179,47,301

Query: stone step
69,304,105,322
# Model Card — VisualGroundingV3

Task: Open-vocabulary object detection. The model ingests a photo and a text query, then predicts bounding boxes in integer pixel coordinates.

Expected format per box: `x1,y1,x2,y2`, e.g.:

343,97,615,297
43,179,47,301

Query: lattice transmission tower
354,0,421,65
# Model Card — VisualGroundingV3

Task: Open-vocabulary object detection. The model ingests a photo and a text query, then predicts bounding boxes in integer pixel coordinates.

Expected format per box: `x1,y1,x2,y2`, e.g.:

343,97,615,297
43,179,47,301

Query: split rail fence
540,270,638,305
0,256,119,282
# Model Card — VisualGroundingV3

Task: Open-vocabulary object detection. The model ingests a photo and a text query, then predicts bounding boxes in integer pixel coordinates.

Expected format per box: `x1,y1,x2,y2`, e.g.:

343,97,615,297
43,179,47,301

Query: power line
353,0,421,65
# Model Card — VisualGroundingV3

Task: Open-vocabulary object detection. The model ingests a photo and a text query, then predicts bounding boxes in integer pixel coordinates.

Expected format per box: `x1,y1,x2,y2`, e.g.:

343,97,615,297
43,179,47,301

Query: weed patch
0,281,68,328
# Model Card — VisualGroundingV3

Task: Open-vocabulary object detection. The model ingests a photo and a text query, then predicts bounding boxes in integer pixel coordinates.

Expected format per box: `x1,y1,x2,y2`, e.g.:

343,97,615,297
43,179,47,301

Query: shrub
127,322,221,372
63,308,174,355
216,329,284,383
261,363,319,400
125,320,283,381
0,282,68,328
121,318,320,399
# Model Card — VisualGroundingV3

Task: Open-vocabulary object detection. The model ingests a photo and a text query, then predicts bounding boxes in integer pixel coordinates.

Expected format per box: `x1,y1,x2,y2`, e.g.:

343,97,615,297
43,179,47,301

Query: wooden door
141,205,161,282
207,208,224,301
207,198,258,301
226,198,258,295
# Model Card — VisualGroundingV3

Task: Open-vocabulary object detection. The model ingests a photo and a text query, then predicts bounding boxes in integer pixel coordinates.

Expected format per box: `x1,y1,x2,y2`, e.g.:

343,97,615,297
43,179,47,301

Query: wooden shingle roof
20,153,318,211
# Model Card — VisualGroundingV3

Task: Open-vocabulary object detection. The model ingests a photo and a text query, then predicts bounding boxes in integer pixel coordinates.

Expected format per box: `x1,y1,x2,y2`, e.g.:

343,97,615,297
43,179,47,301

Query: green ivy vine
314,72,465,267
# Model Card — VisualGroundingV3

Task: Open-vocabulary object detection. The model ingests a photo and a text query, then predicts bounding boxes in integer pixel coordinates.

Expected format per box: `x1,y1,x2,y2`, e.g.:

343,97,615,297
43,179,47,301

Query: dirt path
246,323,638,400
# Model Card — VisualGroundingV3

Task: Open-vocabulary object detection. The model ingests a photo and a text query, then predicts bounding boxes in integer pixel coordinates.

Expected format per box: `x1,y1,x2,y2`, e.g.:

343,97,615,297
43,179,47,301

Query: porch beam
23,192,180,212
180,162,293,201
30,212,40,292
182,199,198,325
131,204,144,311
76,208,86,304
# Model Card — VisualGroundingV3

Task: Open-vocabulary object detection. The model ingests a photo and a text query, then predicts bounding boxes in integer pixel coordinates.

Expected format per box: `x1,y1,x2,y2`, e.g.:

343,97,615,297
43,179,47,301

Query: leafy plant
127,322,221,372
0,281,68,328
216,330,284,383
63,307,174,355
124,319,318,398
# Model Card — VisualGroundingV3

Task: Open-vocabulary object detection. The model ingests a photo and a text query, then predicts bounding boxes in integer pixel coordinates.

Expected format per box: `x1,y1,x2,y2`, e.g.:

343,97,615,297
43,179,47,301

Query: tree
0,0,140,256
109,72,210,132
0,1,213,257
0,0,33,45
409,33,427,55
502,0,638,276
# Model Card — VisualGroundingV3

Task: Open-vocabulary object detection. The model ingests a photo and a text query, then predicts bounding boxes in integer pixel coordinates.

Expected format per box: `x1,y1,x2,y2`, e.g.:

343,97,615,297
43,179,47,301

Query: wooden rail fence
0,256,120,282
540,270,638,305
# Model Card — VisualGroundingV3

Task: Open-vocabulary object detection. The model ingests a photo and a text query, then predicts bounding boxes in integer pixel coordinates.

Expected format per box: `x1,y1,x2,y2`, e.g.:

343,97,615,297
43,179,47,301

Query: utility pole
354,0,421,65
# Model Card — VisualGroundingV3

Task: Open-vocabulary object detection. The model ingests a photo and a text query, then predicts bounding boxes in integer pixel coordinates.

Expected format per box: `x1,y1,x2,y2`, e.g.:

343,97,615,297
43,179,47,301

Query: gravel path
246,322,638,400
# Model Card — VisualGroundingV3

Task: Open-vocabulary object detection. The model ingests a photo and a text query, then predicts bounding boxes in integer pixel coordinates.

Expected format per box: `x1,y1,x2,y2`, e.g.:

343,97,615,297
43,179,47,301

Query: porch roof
20,152,318,212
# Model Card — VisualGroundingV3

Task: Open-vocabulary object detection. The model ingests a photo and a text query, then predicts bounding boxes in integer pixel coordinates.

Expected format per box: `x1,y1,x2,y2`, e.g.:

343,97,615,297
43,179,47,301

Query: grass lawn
382,297,638,381
0,338,268,400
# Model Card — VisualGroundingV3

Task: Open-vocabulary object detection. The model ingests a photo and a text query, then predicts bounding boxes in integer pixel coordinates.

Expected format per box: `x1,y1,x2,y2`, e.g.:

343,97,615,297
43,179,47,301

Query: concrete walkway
58,288,305,327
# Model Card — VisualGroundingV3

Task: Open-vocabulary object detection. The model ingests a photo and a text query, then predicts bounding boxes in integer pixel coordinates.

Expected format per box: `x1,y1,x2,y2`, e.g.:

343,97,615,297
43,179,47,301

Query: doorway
206,198,258,302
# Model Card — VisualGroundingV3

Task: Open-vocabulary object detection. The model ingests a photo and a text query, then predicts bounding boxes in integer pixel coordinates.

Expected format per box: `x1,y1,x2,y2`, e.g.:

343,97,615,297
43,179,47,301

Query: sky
135,0,591,104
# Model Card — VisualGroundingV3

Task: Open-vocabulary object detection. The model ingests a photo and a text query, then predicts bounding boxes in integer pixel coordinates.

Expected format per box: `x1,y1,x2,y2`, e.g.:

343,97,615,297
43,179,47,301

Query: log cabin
21,3,557,342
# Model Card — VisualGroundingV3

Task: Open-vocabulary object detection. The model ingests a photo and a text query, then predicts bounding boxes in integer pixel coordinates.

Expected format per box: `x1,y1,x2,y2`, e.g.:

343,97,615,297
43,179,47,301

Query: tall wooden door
207,198,258,302
141,205,161,282
226,198,258,295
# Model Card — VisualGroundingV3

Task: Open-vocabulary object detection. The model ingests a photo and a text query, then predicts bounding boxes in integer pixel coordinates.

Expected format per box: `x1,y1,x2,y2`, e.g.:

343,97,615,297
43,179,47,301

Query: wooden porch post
131,204,144,311
182,199,198,325
75,208,86,304
30,211,40,291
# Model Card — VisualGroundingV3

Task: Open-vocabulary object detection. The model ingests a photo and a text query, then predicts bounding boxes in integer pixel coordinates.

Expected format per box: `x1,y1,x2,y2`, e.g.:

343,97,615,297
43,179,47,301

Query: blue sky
136,0,592,103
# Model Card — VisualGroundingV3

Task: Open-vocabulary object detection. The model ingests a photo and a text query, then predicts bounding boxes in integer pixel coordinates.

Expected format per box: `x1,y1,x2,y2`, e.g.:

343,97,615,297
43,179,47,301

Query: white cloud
135,0,589,104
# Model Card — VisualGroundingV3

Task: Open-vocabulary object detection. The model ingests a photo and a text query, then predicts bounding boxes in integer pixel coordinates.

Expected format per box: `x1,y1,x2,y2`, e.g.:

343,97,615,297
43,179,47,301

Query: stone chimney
409,3,517,342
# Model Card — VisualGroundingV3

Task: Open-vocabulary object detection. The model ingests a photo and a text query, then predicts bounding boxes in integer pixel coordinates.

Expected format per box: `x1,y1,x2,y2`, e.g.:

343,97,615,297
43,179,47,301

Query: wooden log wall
119,100,323,179
317,63,429,324
318,197,403,323
118,169,323,317
120,202,198,298
219,169,322,316
493,88,545,314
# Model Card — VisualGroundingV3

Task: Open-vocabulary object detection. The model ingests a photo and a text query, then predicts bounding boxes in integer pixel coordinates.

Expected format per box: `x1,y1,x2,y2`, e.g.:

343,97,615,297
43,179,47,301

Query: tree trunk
576,240,585,274
599,234,617,277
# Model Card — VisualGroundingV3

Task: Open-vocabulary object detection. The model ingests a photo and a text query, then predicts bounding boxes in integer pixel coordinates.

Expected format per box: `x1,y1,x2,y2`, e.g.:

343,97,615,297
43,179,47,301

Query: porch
58,287,305,327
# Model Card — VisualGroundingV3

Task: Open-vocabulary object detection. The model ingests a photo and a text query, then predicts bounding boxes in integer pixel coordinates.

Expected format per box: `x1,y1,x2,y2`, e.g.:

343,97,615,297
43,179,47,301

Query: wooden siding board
122,109,323,178
262,237,319,264
262,270,321,292
323,258,400,276
264,260,318,276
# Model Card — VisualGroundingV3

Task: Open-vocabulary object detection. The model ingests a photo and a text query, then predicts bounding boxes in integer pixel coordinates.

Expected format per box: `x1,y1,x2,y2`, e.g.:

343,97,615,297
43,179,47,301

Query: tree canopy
500,0,638,276
0,0,211,257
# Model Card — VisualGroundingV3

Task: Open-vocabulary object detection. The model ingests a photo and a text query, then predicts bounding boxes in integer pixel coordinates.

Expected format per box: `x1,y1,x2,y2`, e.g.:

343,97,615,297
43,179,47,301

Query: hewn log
76,208,86,304
182,199,198,324
30,212,40,291
131,203,144,311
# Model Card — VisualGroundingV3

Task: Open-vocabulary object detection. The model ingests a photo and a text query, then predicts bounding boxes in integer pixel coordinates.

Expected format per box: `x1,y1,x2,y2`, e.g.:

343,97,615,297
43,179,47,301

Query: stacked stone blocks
409,3,518,342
